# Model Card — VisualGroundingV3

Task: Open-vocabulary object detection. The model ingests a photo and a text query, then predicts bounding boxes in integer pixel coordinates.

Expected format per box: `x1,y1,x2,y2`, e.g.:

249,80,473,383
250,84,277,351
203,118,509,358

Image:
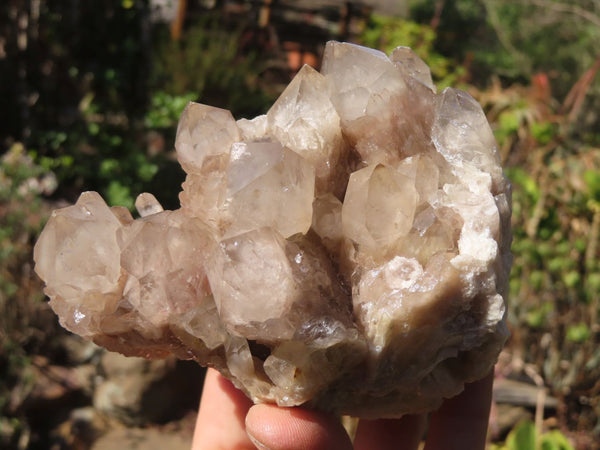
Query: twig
526,166,548,239
430,0,446,32
526,0,600,28
587,207,600,327
482,0,532,75
170,0,187,41
524,364,546,450
258,0,273,28
561,57,600,122
587,208,600,273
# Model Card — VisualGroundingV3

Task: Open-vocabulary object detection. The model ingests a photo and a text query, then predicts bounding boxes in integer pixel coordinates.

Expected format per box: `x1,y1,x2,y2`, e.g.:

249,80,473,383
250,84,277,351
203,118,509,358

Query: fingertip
424,370,494,450
245,404,353,450
354,414,426,450
193,369,255,450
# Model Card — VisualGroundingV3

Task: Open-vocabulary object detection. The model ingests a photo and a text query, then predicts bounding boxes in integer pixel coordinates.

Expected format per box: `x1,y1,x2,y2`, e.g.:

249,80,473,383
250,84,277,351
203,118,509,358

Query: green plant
566,323,591,343
0,144,51,321
145,91,197,129
491,420,574,450
0,143,62,446
150,16,275,118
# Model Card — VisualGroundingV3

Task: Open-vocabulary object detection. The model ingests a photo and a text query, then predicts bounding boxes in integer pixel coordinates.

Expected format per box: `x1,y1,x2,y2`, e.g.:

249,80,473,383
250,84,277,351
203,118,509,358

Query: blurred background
1,0,599,448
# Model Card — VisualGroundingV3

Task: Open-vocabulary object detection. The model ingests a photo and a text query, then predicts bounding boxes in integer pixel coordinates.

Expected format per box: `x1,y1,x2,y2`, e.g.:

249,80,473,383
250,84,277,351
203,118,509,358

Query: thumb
245,404,353,450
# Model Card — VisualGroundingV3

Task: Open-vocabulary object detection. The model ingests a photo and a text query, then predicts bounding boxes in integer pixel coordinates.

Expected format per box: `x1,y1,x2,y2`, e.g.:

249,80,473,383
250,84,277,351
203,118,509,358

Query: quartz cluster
34,41,511,418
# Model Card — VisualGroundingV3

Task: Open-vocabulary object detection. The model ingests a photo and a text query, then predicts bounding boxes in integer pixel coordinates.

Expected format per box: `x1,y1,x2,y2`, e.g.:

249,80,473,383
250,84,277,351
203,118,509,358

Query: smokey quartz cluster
34,42,511,418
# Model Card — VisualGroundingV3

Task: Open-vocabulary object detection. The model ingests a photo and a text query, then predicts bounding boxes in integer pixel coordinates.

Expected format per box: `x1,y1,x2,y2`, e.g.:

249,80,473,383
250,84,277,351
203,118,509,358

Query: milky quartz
34,42,511,418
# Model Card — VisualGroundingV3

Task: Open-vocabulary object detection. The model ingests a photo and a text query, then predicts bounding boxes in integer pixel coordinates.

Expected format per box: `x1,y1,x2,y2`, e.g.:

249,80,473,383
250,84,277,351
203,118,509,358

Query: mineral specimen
34,41,511,418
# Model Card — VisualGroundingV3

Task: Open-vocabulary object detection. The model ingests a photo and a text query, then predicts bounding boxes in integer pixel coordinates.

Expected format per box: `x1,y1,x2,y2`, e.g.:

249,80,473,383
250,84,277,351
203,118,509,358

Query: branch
526,0,600,28
482,0,532,75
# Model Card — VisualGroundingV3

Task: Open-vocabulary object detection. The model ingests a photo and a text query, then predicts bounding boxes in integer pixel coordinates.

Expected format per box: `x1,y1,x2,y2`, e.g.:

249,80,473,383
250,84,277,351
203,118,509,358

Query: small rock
53,407,108,450
60,334,103,365
100,351,169,379
94,356,203,426
91,427,190,450
489,403,533,440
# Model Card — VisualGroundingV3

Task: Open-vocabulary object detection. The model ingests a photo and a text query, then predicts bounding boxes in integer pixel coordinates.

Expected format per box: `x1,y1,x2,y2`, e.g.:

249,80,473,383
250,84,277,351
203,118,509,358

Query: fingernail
246,430,271,450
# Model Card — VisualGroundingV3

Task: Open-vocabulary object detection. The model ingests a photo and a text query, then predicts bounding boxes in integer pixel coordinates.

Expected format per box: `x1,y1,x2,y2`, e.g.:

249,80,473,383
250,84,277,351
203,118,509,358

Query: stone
94,353,204,425
34,41,511,418
91,427,191,450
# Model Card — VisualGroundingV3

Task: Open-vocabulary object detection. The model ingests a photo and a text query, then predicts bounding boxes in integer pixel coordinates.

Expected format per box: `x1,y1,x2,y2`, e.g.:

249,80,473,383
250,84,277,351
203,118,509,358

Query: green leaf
562,271,580,289
529,270,545,291
88,122,100,136
498,111,520,136
584,170,600,201
506,167,540,203
547,257,566,273
566,323,590,343
105,180,133,210
586,273,600,292
574,238,586,253
526,308,545,328
144,91,196,129
536,243,553,258
526,302,553,328
530,121,555,145
540,430,574,450
137,162,158,182
100,159,120,178
506,420,536,450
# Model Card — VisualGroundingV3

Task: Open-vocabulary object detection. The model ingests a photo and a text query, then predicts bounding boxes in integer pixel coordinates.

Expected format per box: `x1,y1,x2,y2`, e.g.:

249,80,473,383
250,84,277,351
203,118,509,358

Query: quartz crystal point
34,41,512,418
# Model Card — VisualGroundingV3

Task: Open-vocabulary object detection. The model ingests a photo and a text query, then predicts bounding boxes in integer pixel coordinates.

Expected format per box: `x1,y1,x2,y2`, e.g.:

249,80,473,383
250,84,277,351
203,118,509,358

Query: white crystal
267,65,344,193
207,228,297,337
222,141,315,239
175,103,240,174
390,46,436,93
34,41,512,419
342,164,418,254
135,193,164,217
33,192,124,336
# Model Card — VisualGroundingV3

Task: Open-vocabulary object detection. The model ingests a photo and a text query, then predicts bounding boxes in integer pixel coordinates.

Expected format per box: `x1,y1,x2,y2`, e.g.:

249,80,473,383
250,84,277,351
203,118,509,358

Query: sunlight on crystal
34,41,511,418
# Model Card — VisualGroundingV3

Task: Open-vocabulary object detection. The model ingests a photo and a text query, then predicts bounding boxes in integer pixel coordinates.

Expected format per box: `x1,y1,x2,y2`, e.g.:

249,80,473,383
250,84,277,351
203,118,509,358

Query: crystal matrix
34,41,511,418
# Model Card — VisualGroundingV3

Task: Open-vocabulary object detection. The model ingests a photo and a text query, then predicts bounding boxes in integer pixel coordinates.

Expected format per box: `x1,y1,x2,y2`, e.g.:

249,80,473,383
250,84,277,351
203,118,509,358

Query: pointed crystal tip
34,41,511,418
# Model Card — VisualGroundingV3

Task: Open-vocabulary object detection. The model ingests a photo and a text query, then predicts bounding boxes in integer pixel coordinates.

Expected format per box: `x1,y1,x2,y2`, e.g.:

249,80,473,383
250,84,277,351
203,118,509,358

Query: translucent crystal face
267,65,344,194
175,103,240,174
222,141,315,239
34,41,511,418
342,163,418,254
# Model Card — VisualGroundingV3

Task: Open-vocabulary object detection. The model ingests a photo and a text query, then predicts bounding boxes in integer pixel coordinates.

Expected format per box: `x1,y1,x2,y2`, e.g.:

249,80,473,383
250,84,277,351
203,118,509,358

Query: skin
192,368,494,450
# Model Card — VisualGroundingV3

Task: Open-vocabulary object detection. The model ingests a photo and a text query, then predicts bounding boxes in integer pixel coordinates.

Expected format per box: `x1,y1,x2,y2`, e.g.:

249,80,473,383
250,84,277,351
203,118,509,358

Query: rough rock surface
34,41,511,418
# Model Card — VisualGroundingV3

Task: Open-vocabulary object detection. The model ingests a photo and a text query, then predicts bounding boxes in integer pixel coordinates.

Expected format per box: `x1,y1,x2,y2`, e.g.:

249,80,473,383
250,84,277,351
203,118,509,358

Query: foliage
0,144,62,447
0,144,53,330
144,91,197,130
480,0,600,94
490,420,574,450
149,16,276,119
475,67,600,438
410,0,600,88
0,0,176,210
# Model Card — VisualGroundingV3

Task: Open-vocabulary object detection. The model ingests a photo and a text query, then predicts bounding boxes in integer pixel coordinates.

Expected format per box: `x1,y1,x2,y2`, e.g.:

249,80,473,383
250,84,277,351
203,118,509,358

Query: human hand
192,368,493,450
